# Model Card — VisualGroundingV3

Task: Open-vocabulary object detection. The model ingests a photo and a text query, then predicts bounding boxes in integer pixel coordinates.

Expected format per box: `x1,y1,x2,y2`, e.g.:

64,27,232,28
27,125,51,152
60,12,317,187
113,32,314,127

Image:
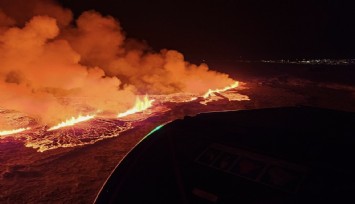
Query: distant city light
258,59,355,65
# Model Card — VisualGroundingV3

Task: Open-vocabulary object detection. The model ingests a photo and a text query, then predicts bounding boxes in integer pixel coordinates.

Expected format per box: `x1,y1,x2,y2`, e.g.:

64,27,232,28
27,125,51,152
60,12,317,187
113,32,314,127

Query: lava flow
0,127,31,136
0,81,248,152
118,95,154,118
203,81,239,98
48,115,96,131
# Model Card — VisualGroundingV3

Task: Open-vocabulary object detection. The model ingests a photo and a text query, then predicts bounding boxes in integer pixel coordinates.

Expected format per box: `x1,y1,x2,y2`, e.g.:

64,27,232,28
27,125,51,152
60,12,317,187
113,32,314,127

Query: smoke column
0,0,236,126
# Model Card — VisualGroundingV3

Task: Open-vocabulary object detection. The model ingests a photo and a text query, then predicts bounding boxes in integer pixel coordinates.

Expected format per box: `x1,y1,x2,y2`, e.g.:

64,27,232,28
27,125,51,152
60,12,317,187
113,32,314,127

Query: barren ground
0,67,354,203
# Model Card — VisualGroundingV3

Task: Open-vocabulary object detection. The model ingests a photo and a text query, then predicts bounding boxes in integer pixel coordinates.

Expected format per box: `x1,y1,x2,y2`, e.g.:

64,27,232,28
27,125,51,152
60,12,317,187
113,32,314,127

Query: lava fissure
0,0,249,151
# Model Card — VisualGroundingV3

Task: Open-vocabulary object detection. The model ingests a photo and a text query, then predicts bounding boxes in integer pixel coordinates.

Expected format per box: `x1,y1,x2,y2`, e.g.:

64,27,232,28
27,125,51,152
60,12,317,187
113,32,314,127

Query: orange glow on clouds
0,0,246,128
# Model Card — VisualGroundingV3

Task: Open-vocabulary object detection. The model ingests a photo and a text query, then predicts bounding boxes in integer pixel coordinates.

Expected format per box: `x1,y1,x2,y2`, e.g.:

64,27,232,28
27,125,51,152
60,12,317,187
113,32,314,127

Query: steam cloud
0,0,235,126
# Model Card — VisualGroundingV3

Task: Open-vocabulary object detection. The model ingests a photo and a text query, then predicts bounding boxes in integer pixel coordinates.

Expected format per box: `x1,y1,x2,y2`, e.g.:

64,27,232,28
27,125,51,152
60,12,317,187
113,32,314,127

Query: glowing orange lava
0,127,31,136
203,81,239,98
48,115,95,131
118,95,154,118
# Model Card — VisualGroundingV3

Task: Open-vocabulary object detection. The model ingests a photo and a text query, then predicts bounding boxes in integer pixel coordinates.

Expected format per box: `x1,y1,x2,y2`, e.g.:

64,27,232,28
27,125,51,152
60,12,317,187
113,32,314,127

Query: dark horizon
58,0,355,63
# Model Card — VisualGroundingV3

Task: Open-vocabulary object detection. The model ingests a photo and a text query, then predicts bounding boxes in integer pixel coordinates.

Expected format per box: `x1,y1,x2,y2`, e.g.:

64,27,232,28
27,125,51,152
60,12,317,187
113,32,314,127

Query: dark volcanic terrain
0,65,354,203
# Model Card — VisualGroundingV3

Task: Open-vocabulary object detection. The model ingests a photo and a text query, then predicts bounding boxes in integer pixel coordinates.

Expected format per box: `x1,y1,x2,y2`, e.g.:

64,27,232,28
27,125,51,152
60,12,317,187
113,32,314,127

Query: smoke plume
0,0,236,126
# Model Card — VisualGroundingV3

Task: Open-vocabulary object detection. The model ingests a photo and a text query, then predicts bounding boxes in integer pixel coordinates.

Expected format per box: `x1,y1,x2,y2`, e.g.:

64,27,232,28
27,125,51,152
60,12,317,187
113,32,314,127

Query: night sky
58,0,355,63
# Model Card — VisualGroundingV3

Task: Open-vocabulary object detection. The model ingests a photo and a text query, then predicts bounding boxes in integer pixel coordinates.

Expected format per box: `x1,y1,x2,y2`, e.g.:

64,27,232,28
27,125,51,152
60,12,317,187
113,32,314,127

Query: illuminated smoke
0,0,237,126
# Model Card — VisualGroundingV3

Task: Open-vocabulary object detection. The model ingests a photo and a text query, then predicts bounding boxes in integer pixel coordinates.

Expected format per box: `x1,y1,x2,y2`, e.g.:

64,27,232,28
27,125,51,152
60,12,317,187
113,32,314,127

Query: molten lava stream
203,81,239,98
48,115,95,131
0,127,31,136
118,95,154,118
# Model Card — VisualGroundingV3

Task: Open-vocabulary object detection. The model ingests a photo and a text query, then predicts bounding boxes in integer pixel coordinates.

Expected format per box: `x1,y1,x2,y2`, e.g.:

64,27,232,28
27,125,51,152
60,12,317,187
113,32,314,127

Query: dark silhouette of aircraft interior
95,106,355,204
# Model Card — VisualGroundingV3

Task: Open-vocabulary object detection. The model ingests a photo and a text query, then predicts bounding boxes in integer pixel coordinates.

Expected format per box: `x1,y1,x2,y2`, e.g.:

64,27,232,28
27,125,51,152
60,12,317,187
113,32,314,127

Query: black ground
97,106,355,204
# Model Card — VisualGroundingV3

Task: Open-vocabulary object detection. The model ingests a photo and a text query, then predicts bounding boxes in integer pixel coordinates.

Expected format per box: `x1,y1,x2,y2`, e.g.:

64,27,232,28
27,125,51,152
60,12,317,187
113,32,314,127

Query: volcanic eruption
0,0,249,151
